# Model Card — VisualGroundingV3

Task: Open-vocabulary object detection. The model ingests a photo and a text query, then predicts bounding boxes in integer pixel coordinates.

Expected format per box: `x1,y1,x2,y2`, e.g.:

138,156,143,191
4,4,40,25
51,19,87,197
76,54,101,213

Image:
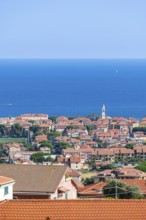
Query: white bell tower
102,104,106,119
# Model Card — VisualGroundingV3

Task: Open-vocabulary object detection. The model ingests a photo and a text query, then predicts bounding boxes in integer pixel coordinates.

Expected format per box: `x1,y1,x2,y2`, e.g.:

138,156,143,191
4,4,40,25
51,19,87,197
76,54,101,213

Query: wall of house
50,175,77,200
70,162,82,170
0,182,14,201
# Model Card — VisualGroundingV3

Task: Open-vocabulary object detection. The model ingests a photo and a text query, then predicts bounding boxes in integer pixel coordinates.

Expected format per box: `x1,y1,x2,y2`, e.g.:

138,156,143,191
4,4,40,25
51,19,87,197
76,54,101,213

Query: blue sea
0,59,146,119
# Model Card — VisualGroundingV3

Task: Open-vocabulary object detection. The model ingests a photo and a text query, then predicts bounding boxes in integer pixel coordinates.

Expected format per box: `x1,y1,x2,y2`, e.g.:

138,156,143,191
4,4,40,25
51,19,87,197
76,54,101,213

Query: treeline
0,124,28,138
136,161,146,172
133,127,146,133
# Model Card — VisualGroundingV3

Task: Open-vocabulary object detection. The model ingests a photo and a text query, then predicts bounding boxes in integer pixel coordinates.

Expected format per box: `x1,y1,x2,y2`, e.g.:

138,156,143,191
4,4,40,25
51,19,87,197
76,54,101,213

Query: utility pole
115,178,118,199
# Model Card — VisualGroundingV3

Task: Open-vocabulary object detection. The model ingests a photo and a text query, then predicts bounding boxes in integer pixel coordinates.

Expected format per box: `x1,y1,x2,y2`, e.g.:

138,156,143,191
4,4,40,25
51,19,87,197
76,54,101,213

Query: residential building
0,176,15,201
0,164,77,200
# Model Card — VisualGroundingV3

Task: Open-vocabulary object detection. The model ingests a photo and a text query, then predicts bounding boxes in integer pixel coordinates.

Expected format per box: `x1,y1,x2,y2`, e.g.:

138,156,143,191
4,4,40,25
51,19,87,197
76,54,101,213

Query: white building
0,176,15,201
20,114,48,121
102,104,106,119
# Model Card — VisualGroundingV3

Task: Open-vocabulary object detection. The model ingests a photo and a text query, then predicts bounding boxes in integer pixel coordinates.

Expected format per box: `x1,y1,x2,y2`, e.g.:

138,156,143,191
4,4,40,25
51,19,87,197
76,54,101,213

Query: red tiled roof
117,167,146,178
78,182,107,194
121,179,146,194
97,149,114,156
70,156,81,163
1,200,146,220
0,176,14,185
66,168,81,178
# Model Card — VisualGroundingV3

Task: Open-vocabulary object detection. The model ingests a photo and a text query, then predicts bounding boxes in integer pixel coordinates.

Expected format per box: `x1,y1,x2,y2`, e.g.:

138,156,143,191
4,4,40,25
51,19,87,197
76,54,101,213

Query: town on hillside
1,105,146,202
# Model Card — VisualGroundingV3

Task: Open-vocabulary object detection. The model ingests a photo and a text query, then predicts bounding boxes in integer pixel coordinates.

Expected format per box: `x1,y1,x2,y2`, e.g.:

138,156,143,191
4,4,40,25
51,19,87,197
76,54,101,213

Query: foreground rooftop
0,199,146,220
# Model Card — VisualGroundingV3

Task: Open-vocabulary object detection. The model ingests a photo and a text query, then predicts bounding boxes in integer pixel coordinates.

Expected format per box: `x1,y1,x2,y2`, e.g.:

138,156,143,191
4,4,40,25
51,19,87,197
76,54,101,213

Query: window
65,192,68,200
4,186,9,196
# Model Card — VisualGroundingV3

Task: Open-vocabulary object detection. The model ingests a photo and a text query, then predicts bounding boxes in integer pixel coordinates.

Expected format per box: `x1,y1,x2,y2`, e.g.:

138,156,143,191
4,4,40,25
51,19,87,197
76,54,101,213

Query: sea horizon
0,59,146,119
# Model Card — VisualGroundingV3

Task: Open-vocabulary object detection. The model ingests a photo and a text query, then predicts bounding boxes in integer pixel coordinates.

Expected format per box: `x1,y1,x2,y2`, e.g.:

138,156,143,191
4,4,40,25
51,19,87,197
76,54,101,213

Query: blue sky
0,0,146,59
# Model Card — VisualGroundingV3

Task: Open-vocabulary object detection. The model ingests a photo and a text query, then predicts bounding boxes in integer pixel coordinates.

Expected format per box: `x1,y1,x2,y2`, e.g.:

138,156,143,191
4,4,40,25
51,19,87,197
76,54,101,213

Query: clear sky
0,0,146,59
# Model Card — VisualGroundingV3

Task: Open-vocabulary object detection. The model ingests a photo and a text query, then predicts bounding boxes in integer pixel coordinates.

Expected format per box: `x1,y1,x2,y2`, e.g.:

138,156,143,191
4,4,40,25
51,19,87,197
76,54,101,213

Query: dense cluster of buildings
0,106,146,166
0,107,146,218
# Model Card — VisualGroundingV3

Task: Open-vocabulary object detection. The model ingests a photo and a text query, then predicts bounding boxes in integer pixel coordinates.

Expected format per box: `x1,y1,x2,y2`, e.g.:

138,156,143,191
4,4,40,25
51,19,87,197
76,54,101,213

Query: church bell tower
102,104,106,119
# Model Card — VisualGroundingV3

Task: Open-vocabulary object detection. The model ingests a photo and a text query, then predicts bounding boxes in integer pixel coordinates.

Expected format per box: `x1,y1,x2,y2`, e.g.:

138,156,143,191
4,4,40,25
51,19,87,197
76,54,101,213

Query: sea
0,59,146,119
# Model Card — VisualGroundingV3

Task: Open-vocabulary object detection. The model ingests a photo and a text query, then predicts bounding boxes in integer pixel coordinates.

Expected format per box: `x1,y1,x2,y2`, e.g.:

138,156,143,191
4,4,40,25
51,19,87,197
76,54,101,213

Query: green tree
28,120,35,124
66,125,79,130
30,125,42,136
82,177,94,185
40,140,53,153
48,131,61,142
125,143,135,149
136,161,146,172
103,179,143,199
30,152,53,163
0,125,8,136
86,124,95,134
100,164,115,171
96,141,104,148
49,116,57,123
55,142,73,154
10,124,26,137
87,113,101,121
133,127,146,133
24,142,36,151
114,125,120,129
68,116,76,120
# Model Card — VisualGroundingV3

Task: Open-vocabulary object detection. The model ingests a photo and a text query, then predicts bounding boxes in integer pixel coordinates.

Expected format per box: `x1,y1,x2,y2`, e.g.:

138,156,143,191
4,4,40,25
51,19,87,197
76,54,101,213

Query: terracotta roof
0,164,68,194
70,156,81,163
72,179,84,189
117,167,146,178
0,176,15,185
1,200,146,220
97,149,114,156
66,168,81,178
78,182,107,196
121,179,146,194
97,169,115,177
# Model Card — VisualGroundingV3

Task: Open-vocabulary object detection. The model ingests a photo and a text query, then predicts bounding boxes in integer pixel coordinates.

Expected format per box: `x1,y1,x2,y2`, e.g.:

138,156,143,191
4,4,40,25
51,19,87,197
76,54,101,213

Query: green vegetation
28,120,35,124
48,131,61,141
10,123,27,138
30,125,42,136
103,179,143,199
0,125,8,136
0,138,26,144
82,177,94,185
30,152,54,163
133,127,146,133
114,125,120,129
96,141,104,148
100,164,115,171
66,125,79,130
128,157,138,165
86,124,95,134
0,123,27,138
136,161,146,172
40,140,53,153
87,113,101,121
49,116,57,123
88,159,96,170
125,143,135,149
68,116,76,120
55,142,73,154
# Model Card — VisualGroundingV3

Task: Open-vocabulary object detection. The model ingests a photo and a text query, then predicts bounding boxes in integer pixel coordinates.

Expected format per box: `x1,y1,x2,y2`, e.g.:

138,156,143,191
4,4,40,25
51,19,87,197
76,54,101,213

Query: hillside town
1,106,146,219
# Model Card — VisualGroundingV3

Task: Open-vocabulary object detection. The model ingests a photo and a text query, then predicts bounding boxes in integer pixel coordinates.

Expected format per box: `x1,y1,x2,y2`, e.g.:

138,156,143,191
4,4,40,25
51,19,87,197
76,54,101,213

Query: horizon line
0,57,146,60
